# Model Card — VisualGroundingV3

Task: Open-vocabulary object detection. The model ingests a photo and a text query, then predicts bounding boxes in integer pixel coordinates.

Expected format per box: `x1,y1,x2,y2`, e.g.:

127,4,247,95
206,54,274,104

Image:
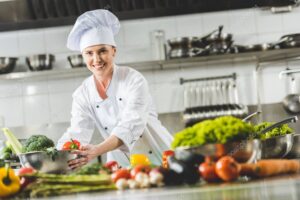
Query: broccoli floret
22,135,55,153
171,116,254,148
254,122,293,140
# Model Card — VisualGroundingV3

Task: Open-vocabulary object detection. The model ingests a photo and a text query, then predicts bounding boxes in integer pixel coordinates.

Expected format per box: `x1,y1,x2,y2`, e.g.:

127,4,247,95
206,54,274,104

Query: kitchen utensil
26,54,55,71
279,33,300,48
167,37,205,50
242,111,262,122
67,54,85,68
0,57,18,74
175,139,260,163
18,150,76,174
258,116,298,159
282,77,300,114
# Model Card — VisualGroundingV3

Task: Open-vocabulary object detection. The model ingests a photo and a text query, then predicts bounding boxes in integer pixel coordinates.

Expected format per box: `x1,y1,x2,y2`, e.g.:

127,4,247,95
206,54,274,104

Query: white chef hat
66,9,120,52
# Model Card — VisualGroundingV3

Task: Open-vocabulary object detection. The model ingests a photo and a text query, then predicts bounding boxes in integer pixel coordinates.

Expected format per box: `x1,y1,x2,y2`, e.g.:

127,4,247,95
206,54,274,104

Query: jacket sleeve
112,72,150,152
56,88,95,149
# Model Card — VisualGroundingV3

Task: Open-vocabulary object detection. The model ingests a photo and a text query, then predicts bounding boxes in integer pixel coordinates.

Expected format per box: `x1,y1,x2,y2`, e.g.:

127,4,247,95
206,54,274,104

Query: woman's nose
93,53,101,62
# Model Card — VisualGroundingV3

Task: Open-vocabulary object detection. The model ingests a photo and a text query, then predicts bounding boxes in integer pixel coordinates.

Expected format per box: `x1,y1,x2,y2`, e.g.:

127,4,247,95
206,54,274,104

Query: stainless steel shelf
1,47,300,81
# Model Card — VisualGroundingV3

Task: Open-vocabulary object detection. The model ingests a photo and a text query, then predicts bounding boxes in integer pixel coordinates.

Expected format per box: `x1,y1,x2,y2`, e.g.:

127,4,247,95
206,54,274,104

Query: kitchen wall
1,6,300,140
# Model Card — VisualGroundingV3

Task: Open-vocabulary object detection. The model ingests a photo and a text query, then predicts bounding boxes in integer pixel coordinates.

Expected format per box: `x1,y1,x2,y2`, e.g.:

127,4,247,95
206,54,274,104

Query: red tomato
111,169,131,183
104,161,119,172
130,164,151,179
215,156,240,182
17,167,35,176
62,139,81,150
199,162,220,183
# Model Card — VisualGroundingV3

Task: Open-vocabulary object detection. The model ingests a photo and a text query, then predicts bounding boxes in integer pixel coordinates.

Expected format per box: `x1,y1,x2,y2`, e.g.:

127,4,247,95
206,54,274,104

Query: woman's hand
68,144,100,170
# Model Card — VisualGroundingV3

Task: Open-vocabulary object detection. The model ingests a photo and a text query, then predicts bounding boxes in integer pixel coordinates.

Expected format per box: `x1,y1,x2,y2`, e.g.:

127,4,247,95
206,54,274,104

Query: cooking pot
26,54,55,71
282,77,300,114
0,57,18,74
67,54,85,68
279,33,300,48
201,25,233,45
167,37,205,50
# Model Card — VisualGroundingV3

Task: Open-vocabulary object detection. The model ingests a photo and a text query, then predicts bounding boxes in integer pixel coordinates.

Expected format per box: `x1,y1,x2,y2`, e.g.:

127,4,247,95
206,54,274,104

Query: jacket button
140,135,142,138
119,98,122,101
104,127,108,130
148,150,152,154
96,105,99,108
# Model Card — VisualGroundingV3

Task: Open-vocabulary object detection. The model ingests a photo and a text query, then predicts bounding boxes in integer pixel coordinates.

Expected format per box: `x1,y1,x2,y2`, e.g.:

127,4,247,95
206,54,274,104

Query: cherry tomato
17,167,35,176
104,161,119,172
111,169,131,183
199,162,220,183
130,164,151,179
215,156,240,182
62,139,81,150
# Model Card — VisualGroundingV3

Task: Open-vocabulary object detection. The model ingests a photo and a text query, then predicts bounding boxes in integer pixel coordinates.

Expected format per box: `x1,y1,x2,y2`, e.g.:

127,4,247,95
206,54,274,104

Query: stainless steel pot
0,57,18,74
26,54,55,71
67,54,85,68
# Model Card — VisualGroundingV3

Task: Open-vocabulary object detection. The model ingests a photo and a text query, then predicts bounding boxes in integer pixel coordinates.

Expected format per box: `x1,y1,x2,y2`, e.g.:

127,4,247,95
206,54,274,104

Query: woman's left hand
68,144,101,170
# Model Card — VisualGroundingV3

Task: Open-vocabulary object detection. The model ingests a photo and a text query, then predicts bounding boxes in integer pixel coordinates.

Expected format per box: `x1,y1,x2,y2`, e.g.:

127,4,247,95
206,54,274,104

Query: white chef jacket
57,64,173,167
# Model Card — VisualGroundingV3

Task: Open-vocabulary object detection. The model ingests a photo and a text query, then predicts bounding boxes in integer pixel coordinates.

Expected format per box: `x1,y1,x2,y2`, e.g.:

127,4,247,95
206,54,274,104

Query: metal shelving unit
1,47,300,81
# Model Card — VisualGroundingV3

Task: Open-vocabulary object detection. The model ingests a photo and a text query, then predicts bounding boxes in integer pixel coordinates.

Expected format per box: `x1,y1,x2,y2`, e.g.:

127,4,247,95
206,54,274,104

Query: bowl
0,57,18,74
67,54,85,68
18,150,76,174
26,54,55,71
259,134,294,159
175,139,260,163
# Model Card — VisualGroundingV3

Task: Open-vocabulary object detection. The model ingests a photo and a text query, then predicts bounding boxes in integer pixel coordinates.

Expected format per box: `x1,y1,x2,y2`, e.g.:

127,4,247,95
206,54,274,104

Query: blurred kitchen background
1,0,300,148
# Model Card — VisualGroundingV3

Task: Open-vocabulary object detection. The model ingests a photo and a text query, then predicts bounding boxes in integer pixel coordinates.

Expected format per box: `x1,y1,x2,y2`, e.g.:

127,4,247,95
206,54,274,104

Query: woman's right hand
68,144,101,170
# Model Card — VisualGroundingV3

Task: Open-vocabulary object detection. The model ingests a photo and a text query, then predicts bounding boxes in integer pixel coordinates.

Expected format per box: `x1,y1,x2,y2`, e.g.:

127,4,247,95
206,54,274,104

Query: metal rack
1,47,300,81
180,73,236,85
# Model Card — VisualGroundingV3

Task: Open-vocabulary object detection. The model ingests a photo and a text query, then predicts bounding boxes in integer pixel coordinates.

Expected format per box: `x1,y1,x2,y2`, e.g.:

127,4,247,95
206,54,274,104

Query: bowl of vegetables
172,116,259,163
254,116,298,159
18,150,76,174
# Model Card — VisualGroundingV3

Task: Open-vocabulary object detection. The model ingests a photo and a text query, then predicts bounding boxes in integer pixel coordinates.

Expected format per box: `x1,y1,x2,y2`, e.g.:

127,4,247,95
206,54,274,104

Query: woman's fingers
68,156,89,169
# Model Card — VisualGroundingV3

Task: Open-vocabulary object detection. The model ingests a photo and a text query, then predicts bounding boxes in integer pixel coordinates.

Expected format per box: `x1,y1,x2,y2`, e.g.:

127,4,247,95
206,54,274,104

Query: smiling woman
56,9,173,168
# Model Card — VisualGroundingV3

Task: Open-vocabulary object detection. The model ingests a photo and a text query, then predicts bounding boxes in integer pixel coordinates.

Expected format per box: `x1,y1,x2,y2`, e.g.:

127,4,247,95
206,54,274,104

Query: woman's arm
68,135,123,169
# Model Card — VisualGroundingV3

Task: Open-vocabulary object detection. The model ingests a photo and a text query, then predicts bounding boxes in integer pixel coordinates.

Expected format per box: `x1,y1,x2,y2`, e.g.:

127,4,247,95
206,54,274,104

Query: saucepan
258,115,299,159
26,54,55,71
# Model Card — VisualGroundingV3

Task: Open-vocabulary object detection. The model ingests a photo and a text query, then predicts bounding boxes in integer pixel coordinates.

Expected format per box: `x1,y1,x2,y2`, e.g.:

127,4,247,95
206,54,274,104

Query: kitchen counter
27,174,300,200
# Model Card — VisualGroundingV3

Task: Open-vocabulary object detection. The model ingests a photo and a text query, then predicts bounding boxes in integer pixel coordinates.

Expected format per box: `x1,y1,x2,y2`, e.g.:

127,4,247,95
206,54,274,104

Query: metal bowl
18,150,76,174
26,54,55,71
259,134,294,159
175,139,260,163
0,57,18,74
67,54,85,68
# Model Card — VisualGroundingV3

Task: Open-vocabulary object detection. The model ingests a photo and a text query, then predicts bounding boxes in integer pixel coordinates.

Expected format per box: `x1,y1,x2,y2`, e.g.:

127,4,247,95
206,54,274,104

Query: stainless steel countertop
29,174,300,200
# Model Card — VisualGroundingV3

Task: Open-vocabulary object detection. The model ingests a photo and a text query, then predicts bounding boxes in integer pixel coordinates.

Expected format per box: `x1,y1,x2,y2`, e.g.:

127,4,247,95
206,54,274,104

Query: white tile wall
0,7,300,127
23,94,51,125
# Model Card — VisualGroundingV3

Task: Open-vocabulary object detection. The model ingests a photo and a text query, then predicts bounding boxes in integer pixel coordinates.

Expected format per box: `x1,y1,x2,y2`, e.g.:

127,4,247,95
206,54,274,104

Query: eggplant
175,150,205,168
167,156,200,185
157,167,184,186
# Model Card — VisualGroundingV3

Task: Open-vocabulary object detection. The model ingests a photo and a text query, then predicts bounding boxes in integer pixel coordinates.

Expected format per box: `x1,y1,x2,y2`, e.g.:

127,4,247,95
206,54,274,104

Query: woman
57,9,173,169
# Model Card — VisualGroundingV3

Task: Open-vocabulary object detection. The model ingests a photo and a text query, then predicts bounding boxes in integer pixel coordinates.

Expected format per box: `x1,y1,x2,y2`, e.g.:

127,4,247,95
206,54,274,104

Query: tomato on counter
199,161,220,183
111,169,131,183
215,156,240,182
104,161,119,172
62,139,81,150
130,164,151,179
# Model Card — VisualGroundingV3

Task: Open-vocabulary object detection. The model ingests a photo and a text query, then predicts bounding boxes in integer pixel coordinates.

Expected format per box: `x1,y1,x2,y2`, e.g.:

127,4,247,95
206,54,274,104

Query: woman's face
82,44,116,77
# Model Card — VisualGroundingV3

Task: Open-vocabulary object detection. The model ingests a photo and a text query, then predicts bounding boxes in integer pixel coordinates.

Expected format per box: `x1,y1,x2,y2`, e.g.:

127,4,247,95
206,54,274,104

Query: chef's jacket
57,64,173,167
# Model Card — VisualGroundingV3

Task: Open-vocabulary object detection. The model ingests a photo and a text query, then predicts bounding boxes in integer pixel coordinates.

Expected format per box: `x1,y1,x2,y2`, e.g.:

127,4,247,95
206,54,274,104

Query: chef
57,9,173,168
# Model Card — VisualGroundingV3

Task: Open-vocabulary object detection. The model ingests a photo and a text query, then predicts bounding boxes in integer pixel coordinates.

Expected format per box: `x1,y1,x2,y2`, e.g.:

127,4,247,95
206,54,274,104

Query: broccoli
254,122,293,140
22,135,55,153
171,116,254,149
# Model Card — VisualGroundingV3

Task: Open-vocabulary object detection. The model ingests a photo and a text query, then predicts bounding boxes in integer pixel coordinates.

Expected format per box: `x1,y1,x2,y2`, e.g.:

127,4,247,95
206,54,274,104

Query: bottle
150,30,167,60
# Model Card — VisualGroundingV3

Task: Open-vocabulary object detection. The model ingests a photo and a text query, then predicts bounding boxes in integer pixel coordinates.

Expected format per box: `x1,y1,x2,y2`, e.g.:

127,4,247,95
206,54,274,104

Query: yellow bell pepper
0,167,20,198
130,154,151,167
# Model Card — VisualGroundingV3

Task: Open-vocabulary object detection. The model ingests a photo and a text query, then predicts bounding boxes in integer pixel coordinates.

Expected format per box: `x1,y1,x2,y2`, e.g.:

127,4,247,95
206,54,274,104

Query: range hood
0,0,298,32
